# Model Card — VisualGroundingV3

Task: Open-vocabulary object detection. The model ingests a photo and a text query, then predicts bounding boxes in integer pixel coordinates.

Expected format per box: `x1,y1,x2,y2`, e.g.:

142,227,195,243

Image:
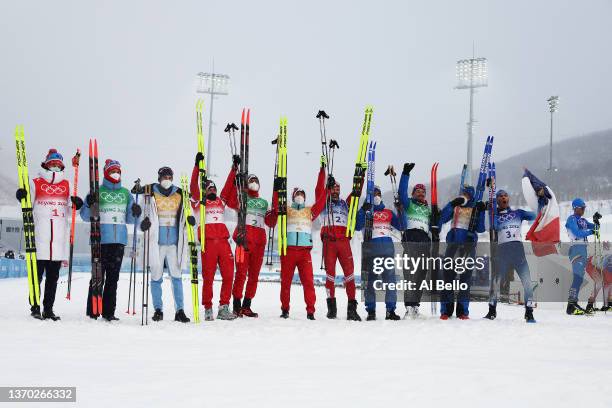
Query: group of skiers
15,142,610,324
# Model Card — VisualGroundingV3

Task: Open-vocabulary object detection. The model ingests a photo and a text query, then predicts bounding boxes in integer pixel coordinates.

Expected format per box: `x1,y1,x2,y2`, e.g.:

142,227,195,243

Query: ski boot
366,310,376,321
174,309,190,323
484,304,497,320
524,307,536,323
439,314,449,320
103,315,119,322
599,305,610,312
42,308,61,321
403,305,420,320
204,308,215,321
457,314,470,320
233,298,243,318
385,310,401,320
30,305,43,320
347,300,362,321
585,303,595,314
240,298,259,318
217,304,236,320
566,302,587,315
306,313,316,320
280,309,289,319
152,309,163,321
326,298,337,319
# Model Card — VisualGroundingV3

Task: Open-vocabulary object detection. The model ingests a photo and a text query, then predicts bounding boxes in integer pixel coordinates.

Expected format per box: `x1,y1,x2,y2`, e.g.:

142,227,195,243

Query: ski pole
265,137,279,267
127,179,142,314
66,148,80,300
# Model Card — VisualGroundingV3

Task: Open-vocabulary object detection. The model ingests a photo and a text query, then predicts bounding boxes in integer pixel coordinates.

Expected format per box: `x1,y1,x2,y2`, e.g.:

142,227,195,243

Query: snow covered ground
1,273,611,408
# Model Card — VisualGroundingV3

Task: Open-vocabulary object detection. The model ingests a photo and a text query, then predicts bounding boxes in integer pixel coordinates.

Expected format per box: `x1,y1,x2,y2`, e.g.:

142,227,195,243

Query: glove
71,196,84,210
450,197,465,207
85,193,95,206
195,152,204,166
131,203,142,218
320,155,327,169
475,201,486,212
593,212,602,225
402,163,415,175
486,177,492,188
326,175,336,189
232,155,241,168
362,202,372,212
187,215,196,226
140,217,151,232
273,177,284,191
15,188,27,201
484,201,491,210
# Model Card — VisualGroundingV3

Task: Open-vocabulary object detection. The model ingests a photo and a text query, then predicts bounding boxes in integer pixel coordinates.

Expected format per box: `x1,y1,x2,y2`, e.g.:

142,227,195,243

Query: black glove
273,177,284,191
15,188,27,201
187,215,196,226
195,152,204,166
450,197,465,207
485,201,491,210
402,163,415,175
486,177,492,188
131,203,142,218
85,193,95,206
71,196,83,210
232,155,241,168
475,201,486,212
362,202,372,212
593,212,602,226
326,175,336,189
140,217,151,232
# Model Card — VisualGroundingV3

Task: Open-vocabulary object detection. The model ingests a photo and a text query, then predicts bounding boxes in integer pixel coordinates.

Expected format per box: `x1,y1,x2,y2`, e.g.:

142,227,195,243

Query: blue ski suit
565,214,595,302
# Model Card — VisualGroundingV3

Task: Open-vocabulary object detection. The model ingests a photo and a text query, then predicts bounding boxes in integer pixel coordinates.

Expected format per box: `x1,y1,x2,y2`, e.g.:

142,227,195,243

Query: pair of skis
196,99,207,251
276,117,288,256
181,175,200,323
14,126,40,308
430,162,440,315
66,149,81,300
384,164,406,235
235,109,251,263
88,139,103,318
467,135,494,233
363,142,377,242
346,106,374,238
140,184,152,325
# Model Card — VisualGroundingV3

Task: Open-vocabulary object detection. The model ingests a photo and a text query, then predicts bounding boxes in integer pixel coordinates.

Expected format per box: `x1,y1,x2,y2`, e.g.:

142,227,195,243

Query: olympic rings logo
40,184,67,195
497,213,516,223
248,199,268,210
100,192,126,203
412,206,430,216
373,211,390,221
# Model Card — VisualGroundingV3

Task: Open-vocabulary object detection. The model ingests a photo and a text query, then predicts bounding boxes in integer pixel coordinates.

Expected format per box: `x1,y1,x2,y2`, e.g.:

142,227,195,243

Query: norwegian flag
522,168,560,256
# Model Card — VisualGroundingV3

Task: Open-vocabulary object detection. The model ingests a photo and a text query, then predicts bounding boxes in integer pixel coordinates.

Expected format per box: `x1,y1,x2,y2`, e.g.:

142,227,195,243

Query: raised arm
310,167,327,219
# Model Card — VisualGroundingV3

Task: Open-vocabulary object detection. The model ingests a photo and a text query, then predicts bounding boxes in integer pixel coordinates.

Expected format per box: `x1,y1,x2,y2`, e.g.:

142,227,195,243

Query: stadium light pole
196,71,230,176
455,56,488,185
547,96,559,171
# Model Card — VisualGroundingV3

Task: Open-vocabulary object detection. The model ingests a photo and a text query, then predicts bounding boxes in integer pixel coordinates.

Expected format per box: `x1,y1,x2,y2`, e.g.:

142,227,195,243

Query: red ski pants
323,238,356,300
280,246,316,314
232,242,265,300
201,239,234,308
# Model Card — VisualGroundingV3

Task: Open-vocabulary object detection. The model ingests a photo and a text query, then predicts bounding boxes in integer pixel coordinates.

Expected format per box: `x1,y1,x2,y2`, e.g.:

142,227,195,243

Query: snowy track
0,273,610,408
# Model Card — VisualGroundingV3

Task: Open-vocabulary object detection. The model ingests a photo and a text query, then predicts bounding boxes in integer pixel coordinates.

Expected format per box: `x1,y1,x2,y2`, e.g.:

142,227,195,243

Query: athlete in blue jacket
483,190,537,322
565,198,598,315
437,185,486,319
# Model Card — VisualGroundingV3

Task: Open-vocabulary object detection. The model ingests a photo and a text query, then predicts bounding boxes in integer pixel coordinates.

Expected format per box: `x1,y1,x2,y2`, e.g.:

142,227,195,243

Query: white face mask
373,196,382,206
294,196,305,205
49,166,62,173
109,173,121,181
160,179,172,189
248,182,259,192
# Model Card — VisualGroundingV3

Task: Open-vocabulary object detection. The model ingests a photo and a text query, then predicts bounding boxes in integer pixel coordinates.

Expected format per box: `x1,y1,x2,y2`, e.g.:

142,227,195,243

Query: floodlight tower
547,96,559,171
455,56,488,184
196,71,230,176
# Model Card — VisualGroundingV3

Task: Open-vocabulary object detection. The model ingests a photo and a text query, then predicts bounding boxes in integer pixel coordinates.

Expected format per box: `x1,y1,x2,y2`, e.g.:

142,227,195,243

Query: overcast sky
1,0,611,200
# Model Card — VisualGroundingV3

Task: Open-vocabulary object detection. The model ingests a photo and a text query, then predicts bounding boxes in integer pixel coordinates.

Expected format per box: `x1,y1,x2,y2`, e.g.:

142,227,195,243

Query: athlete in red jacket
224,166,277,317
279,159,327,320
190,154,238,321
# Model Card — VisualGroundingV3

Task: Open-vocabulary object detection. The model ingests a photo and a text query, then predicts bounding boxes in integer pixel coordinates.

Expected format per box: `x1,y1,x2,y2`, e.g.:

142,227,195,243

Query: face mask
294,196,305,205
109,173,121,182
373,196,382,206
206,193,217,201
49,166,62,172
160,179,172,190
248,182,259,192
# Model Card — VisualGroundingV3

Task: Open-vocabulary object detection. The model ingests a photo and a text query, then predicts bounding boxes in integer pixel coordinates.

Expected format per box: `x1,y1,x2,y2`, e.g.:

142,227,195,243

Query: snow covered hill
0,275,610,408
